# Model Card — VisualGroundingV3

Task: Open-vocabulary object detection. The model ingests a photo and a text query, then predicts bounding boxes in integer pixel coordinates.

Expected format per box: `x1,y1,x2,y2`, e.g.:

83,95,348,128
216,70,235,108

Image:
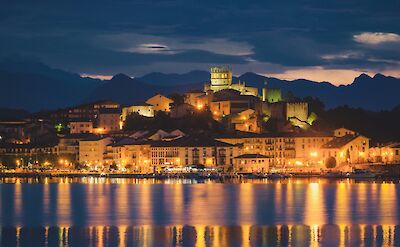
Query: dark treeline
305,97,400,143
124,110,226,135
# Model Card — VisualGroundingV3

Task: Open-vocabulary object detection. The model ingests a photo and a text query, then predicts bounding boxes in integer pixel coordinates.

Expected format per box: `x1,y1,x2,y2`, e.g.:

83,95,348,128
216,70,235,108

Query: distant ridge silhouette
0,59,398,112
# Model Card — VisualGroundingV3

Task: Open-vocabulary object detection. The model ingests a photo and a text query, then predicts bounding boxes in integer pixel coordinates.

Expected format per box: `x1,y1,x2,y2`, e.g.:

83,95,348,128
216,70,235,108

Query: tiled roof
150,136,235,148
234,154,270,159
321,135,358,149
218,130,333,139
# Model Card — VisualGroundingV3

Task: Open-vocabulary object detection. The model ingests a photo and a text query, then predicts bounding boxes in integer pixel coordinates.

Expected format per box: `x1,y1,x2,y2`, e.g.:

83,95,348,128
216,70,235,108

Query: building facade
145,94,174,112
79,137,112,167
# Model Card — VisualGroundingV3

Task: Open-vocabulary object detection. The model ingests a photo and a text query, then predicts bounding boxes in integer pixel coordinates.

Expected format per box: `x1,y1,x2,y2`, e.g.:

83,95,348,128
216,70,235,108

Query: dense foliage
124,109,226,134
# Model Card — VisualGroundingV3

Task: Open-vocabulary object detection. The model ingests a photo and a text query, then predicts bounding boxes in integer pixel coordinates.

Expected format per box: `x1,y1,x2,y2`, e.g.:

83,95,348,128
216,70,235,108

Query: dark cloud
0,0,399,77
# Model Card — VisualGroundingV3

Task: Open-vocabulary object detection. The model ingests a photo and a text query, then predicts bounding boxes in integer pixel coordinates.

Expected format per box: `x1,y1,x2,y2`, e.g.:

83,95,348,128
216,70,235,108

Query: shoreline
1,171,399,180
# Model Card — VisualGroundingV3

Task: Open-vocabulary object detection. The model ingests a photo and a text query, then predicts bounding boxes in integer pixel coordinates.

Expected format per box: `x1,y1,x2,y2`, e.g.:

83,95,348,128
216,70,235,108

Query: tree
168,93,185,106
303,96,325,115
325,157,337,169
110,163,118,171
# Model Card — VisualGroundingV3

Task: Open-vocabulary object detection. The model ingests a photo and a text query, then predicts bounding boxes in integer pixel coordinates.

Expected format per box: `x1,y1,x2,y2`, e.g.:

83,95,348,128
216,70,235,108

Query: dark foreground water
1,177,400,246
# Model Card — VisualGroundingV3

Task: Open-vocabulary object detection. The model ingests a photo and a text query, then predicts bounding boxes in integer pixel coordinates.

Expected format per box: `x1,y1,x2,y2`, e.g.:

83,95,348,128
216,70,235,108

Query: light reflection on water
0,177,400,246
1,224,399,247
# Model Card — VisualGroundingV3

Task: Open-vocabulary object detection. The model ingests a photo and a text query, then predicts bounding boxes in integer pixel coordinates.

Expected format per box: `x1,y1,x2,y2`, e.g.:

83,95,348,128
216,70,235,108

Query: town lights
310,151,318,157
197,104,204,110
295,160,303,165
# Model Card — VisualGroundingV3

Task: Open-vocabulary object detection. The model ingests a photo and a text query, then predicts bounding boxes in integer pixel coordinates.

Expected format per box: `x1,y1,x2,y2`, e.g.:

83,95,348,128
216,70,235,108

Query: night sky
1,0,400,85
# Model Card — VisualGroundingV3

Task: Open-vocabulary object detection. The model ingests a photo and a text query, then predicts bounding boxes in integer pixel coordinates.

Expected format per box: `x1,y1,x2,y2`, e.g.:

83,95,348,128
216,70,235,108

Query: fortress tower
209,67,232,92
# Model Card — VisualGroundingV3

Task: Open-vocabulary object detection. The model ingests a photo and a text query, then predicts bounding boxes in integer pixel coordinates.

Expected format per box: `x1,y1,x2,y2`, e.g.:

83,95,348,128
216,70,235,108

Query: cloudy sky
1,0,399,85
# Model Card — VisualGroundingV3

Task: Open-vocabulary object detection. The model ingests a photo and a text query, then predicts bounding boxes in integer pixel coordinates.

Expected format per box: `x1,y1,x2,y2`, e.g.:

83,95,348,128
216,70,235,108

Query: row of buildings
2,124,399,173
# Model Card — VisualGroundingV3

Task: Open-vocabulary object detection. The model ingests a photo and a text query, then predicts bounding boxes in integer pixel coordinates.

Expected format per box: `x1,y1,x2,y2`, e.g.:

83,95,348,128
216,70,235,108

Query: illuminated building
320,134,369,165
369,143,400,164
184,90,207,107
209,89,262,120
121,103,155,120
0,143,58,166
233,153,272,173
110,139,152,173
204,67,258,96
150,136,238,170
145,94,174,112
48,100,119,123
95,108,121,133
78,136,112,167
57,133,98,164
334,127,357,137
227,109,261,133
69,121,93,134
217,131,333,168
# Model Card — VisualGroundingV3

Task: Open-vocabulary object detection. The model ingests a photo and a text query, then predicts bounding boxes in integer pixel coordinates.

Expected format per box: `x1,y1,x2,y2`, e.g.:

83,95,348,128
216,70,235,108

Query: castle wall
267,88,282,103
286,102,308,122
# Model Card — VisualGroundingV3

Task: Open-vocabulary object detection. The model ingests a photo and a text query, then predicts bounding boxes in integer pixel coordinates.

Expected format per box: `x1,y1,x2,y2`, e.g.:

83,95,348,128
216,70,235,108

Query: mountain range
0,58,399,112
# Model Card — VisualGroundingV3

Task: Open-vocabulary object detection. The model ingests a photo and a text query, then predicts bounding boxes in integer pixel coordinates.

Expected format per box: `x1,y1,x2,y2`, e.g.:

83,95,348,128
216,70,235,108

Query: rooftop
234,154,271,159
321,134,358,149
218,130,333,139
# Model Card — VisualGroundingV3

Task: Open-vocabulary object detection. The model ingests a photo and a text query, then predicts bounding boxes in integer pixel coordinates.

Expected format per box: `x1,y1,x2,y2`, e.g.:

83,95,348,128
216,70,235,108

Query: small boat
346,169,376,179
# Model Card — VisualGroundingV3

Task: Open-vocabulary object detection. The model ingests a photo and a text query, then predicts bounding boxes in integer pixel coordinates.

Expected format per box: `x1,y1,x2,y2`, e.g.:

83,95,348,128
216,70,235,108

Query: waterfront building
121,103,155,120
0,142,59,167
217,132,333,168
57,133,98,164
233,154,271,173
369,143,400,164
78,136,112,168
150,136,238,171
145,94,174,112
110,139,152,173
320,134,369,165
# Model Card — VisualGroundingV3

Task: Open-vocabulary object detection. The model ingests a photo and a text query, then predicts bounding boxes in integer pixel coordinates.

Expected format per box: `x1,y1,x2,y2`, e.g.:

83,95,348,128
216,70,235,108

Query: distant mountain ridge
0,59,398,112
0,58,102,112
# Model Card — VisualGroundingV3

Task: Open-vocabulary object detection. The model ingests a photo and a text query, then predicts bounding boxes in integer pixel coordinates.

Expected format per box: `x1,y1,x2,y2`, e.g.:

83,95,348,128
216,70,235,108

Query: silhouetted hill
0,58,101,112
0,108,31,120
239,72,400,111
84,74,159,105
138,70,210,86
85,73,204,105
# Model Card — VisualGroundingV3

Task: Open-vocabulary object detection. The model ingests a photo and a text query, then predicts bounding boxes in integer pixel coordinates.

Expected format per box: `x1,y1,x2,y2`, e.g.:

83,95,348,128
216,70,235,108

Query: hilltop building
204,67,258,96
121,103,155,120
145,94,174,112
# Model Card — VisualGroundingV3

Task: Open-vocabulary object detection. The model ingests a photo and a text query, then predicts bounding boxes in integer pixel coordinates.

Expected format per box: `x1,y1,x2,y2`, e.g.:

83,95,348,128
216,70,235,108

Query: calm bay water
0,177,400,246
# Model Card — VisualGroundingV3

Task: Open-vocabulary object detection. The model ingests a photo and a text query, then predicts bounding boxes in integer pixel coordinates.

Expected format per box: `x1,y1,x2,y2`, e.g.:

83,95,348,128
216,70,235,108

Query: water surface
0,177,399,246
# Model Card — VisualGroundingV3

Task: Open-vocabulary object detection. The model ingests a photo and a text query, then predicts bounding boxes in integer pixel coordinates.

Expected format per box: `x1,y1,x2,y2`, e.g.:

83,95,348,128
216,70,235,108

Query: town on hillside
0,67,399,178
